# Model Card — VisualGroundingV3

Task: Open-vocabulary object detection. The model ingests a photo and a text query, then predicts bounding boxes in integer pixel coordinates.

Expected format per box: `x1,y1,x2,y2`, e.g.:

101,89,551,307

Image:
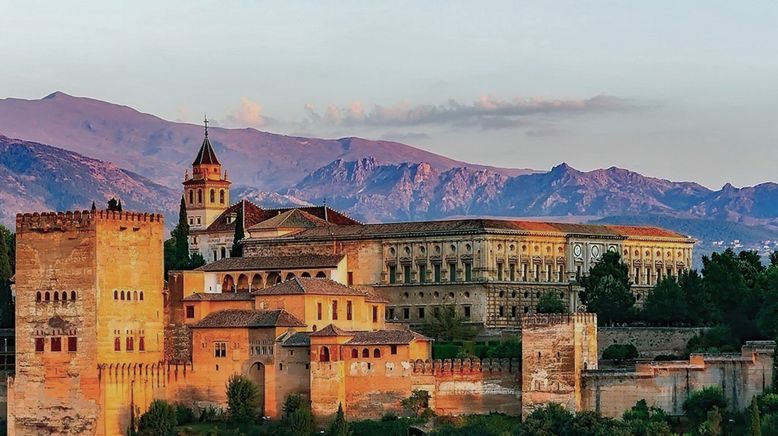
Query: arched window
36,291,42,302
133,291,138,301
251,274,263,289
285,272,296,281
114,290,118,300
71,291,76,301
316,271,327,279
189,190,194,205
45,291,50,301
126,337,134,351
320,346,331,362
301,272,311,278
53,291,59,301
114,337,121,351
237,274,249,291
197,189,203,204
139,291,143,301
62,292,67,301
220,190,225,204
351,349,358,358
139,337,145,352
222,275,235,292
121,291,125,300
210,189,215,203
373,348,381,358
362,348,369,358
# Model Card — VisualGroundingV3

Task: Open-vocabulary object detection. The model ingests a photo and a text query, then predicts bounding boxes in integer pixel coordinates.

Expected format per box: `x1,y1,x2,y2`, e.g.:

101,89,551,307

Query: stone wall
599,327,706,359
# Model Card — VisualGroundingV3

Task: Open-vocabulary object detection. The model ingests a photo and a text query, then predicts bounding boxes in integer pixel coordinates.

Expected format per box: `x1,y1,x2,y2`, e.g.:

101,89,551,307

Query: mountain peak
43,91,71,100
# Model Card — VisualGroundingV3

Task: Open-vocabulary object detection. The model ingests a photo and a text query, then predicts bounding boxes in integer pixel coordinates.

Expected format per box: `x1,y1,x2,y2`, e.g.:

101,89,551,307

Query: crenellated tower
183,116,231,231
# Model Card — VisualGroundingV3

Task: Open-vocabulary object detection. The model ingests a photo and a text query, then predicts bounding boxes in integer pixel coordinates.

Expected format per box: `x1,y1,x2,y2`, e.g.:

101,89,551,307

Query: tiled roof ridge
259,204,363,225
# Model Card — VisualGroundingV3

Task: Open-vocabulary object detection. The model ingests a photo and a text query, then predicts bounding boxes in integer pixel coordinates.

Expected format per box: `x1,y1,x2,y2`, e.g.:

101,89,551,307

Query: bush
485,340,521,359
175,403,195,425
537,291,568,314
138,399,178,436
351,418,410,436
687,325,741,354
199,405,221,422
401,390,431,418
282,393,306,419
683,386,728,428
602,344,639,361
429,413,521,435
433,343,461,359
226,374,261,422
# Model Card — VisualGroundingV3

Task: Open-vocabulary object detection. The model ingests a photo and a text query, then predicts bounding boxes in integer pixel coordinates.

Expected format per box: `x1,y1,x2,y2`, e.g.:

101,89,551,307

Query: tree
701,249,756,340
537,291,567,314
698,407,722,436
226,374,260,422
679,270,712,326
420,305,476,341
683,387,727,429
686,325,740,354
231,202,245,258
621,400,672,436
578,251,631,307
601,344,639,361
286,405,315,436
522,403,575,435
585,275,635,325
751,398,762,436
401,390,431,418
163,197,204,275
137,399,177,436
641,277,687,325
283,394,306,419
327,403,353,436
0,225,14,329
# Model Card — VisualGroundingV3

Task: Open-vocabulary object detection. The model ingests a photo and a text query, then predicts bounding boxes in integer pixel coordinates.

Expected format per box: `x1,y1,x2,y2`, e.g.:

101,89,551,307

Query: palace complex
6,127,773,435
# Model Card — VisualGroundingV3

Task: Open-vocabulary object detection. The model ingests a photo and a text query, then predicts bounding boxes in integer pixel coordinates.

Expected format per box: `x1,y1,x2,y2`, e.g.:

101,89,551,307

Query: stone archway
248,362,266,416
222,275,235,292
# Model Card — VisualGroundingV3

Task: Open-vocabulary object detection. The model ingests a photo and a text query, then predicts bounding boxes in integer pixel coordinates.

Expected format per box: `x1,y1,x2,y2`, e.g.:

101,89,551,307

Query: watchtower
183,116,231,231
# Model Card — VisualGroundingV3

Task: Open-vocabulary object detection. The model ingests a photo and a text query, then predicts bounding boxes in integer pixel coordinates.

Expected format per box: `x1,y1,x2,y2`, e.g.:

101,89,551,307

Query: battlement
521,312,597,329
411,357,520,375
16,210,164,233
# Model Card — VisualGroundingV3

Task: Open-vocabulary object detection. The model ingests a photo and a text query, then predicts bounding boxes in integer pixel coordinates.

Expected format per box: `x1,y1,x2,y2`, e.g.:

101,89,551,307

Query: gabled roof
196,254,345,272
252,277,375,298
346,329,430,345
605,225,688,239
200,200,359,235
309,324,350,337
193,136,220,166
280,331,311,347
191,309,305,329
182,292,255,302
249,208,330,231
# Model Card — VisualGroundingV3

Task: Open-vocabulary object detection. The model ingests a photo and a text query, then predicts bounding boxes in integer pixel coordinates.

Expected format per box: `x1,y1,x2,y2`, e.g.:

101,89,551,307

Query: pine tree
751,398,762,436
327,403,352,436
231,202,245,258
117,199,123,212
91,201,97,212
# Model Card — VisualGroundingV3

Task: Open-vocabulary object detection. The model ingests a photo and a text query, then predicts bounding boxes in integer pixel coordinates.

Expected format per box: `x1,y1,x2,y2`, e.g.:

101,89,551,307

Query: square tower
521,313,598,418
183,124,231,231
9,209,165,435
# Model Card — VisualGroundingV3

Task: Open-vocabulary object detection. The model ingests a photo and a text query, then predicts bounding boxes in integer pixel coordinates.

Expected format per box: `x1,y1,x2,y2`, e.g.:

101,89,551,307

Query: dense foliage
432,339,520,360
601,343,639,361
420,305,478,342
226,374,261,422
0,225,14,328
164,196,205,276
137,399,178,436
537,291,567,314
231,203,245,258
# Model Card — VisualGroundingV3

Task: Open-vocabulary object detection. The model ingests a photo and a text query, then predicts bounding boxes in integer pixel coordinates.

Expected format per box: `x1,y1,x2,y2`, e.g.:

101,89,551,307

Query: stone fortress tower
520,313,598,418
8,208,165,435
183,117,231,232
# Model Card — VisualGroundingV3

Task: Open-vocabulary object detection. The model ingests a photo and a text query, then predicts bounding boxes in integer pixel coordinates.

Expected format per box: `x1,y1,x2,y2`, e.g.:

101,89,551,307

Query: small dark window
114,290,118,300
114,337,121,351
404,265,412,284
120,291,125,301
391,345,398,355
347,300,353,321
389,265,397,284
67,337,77,352
499,306,505,317
62,292,67,301
35,338,45,352
362,348,369,358
511,306,517,317
139,291,143,301
418,307,425,319
388,308,395,320
214,342,227,358
373,348,381,358
36,292,41,302
139,337,145,352
348,272,354,286
419,265,427,283
351,349,358,358
186,306,195,319
332,300,338,320
463,306,471,318
434,264,441,283
51,337,62,352
403,307,410,319
126,337,134,351
372,306,378,323
45,292,50,301
53,291,59,301
70,291,76,301
449,263,457,282
317,303,323,320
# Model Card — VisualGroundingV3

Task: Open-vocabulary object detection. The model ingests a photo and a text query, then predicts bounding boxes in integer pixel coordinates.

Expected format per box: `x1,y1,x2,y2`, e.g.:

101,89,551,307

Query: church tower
183,117,231,231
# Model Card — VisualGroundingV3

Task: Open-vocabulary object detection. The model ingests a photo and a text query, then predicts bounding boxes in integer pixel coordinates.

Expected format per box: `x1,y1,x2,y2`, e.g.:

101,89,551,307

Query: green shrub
602,343,639,361
351,418,410,436
683,386,727,428
199,405,221,422
282,394,305,419
485,340,521,359
401,390,431,418
686,325,741,354
175,403,195,425
226,374,261,422
433,343,461,359
138,399,177,436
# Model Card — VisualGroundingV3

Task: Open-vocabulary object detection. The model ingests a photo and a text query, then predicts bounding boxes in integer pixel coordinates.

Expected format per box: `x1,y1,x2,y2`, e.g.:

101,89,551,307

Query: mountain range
1,92,777,264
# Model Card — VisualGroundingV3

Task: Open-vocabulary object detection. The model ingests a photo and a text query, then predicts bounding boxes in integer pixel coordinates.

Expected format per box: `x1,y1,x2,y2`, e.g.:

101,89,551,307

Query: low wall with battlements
599,326,707,359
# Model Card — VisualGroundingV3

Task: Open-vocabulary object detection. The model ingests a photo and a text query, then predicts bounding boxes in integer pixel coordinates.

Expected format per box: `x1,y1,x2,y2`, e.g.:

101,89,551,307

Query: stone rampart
599,326,706,359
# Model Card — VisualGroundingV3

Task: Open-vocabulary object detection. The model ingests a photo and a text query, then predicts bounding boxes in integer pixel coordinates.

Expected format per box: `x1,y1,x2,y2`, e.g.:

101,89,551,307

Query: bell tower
183,116,231,231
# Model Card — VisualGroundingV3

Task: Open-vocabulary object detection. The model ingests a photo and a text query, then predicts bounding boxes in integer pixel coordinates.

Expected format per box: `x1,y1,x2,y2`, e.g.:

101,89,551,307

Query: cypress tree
117,199,123,212
0,226,13,328
173,196,190,268
327,403,352,436
751,398,762,436
231,202,244,258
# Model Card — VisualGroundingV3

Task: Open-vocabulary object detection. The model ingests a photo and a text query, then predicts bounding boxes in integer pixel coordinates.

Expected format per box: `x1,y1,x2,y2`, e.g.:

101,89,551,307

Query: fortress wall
599,327,707,359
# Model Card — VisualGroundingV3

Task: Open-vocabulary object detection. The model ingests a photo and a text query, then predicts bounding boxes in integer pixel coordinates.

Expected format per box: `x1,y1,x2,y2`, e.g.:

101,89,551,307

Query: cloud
176,106,190,122
304,94,634,130
225,97,267,127
378,132,431,142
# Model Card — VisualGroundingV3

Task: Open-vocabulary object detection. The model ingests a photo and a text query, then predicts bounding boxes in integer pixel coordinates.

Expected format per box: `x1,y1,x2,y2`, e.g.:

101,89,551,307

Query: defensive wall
599,326,706,359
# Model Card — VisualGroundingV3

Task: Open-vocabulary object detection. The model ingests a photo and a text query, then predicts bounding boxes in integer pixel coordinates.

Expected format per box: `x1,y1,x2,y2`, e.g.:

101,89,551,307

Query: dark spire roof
192,115,221,166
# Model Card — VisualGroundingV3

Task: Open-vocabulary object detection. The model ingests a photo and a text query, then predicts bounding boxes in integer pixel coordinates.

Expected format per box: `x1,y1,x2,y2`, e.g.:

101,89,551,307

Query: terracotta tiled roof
606,225,688,239
249,209,330,231
193,136,220,166
364,292,389,303
346,329,430,345
252,277,369,297
191,309,305,329
201,201,359,234
182,292,254,301
281,331,311,347
309,324,350,337
196,254,344,272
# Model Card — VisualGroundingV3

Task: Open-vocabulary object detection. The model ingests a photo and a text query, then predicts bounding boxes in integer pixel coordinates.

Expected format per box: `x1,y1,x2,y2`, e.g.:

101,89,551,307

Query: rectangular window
464,263,472,281
434,264,441,283
332,300,338,320
139,337,145,352
576,265,582,281
51,337,62,352
558,264,564,282
547,264,552,282
347,301,353,320
403,307,410,319
348,272,354,286
388,308,395,320
114,337,121,351
497,262,504,281
463,306,471,318
509,264,516,281
317,302,323,320
404,265,412,284
645,267,652,285
186,306,195,319
419,265,427,283
67,337,77,352
389,265,397,284
657,268,663,281
126,337,134,351
534,265,539,282
214,342,227,358
372,305,378,323
35,337,45,352
499,306,505,317
635,267,641,285
511,306,517,318
667,267,673,277
391,345,398,355
522,264,528,281
418,307,425,319
449,263,457,282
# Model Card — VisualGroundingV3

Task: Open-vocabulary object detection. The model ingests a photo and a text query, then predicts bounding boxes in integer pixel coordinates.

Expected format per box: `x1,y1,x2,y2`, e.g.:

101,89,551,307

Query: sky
1,0,777,189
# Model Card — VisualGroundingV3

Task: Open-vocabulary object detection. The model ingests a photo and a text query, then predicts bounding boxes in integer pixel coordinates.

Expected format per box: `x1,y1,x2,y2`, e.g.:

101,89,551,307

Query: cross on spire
203,114,209,137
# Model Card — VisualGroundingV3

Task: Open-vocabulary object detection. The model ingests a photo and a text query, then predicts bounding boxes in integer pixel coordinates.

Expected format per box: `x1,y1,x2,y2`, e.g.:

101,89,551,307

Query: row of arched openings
188,189,226,206
36,291,77,302
317,346,382,362
222,271,327,292
113,290,145,301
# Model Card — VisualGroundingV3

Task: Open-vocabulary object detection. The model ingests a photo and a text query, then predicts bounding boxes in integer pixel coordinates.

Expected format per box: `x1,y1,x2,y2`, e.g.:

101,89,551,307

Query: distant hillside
0,135,178,226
